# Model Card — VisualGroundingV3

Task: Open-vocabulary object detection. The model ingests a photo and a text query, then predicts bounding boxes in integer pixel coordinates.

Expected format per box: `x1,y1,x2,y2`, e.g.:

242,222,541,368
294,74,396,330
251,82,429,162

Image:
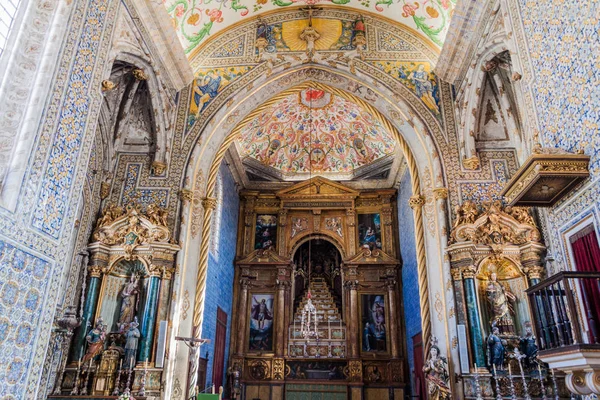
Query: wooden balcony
526,271,600,395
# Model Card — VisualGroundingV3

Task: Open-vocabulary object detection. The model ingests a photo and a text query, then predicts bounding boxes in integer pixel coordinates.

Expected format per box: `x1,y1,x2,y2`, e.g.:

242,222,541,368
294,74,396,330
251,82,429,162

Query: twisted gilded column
409,194,433,355
188,197,217,397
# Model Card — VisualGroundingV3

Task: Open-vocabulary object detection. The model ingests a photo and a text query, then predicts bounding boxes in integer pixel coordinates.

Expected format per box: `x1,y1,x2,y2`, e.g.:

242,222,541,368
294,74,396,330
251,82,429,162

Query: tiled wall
517,0,600,272
397,170,422,394
200,162,239,389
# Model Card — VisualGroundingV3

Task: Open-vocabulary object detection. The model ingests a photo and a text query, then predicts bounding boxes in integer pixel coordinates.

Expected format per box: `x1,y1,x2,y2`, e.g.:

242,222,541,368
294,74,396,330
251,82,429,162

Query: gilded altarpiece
230,177,405,400
445,201,569,398
56,204,179,397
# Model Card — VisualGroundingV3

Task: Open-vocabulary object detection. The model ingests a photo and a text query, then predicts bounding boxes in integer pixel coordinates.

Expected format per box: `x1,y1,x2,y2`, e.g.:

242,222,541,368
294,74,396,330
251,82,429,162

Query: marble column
70,266,102,362
527,266,544,286
387,280,400,358
138,274,161,363
346,280,359,358
462,267,486,368
236,279,250,355
275,280,288,356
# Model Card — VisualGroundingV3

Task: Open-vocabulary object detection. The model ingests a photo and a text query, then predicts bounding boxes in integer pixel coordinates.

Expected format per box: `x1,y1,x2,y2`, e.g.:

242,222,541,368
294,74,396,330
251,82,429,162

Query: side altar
51,204,180,398
228,177,405,400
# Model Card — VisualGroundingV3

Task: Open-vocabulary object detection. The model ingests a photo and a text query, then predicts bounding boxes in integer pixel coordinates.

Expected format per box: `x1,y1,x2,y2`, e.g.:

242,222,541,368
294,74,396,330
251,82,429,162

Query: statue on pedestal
82,318,107,363
423,337,451,400
485,271,516,334
119,274,140,325
519,322,538,369
228,361,242,399
124,317,140,370
487,326,506,371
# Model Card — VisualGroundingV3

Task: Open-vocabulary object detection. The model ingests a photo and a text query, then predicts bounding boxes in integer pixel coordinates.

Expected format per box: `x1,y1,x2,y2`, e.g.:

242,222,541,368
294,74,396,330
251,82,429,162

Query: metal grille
0,0,21,58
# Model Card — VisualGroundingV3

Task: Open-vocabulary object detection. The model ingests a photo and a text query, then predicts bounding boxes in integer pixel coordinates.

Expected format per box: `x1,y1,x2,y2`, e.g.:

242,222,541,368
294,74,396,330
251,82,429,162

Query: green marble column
70,274,102,362
138,275,161,363
463,271,486,368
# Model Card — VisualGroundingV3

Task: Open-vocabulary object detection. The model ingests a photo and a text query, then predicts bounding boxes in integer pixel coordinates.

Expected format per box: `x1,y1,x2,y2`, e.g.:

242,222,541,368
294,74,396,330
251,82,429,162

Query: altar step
288,277,346,358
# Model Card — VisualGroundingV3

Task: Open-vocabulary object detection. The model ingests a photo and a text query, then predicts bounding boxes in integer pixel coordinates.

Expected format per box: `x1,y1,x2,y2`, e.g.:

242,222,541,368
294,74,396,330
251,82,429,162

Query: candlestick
551,368,559,400
507,363,517,400
515,353,531,400
138,357,148,396
81,360,92,395
71,358,81,395
473,363,483,400
113,362,123,395
539,364,548,400
492,364,503,400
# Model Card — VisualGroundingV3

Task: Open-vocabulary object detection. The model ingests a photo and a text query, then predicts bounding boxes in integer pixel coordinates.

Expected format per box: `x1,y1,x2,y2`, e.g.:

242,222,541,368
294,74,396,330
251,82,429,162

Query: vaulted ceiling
225,86,405,189
164,0,456,57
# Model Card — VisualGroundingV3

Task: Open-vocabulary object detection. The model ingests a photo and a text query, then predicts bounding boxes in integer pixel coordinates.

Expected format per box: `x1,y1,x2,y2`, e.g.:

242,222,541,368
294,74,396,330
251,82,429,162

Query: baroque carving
450,201,541,248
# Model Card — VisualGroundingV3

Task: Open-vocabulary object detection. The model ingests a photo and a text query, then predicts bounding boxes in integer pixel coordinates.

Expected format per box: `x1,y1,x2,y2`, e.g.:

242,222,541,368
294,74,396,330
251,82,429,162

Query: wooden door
412,332,426,399
212,307,228,390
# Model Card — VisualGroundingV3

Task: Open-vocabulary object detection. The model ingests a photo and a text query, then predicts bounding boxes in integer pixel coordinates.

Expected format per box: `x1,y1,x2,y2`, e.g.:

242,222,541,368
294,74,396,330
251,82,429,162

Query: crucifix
175,336,211,398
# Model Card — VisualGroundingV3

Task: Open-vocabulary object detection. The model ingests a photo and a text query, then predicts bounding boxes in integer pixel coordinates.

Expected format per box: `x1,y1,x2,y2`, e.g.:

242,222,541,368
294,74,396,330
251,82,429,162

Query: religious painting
287,361,347,380
324,217,343,238
248,293,274,352
188,66,253,125
358,213,382,250
255,215,277,250
361,294,387,353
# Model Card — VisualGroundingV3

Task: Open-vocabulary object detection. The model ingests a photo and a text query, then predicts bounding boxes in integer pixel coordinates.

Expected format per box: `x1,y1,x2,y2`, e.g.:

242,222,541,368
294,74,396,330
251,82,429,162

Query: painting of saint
358,213,382,250
255,215,278,250
361,294,387,352
248,294,274,351
407,64,439,112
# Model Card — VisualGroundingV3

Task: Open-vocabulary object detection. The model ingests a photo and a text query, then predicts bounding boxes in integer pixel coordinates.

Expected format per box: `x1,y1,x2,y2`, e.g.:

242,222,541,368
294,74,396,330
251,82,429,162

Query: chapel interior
0,0,599,399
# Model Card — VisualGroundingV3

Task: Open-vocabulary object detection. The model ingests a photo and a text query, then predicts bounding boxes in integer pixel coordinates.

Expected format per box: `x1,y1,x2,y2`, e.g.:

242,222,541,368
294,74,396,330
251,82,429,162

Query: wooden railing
525,271,600,351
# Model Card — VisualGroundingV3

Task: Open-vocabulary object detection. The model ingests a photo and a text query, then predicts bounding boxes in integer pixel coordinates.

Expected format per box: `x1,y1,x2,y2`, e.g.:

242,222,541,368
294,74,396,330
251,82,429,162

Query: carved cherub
146,204,168,226
97,203,124,228
507,206,536,226
453,200,478,229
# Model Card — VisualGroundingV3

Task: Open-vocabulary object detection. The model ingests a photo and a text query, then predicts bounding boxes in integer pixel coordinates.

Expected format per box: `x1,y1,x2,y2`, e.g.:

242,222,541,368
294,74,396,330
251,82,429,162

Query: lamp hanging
300,86,319,342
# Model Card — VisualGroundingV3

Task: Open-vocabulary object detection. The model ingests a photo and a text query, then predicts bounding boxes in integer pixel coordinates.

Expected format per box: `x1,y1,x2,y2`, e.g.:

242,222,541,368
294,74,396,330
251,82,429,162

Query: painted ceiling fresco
164,0,456,55
238,87,397,176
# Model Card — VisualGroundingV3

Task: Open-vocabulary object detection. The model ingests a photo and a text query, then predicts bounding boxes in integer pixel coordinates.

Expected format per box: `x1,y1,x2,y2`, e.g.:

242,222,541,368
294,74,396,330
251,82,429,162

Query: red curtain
571,230,600,343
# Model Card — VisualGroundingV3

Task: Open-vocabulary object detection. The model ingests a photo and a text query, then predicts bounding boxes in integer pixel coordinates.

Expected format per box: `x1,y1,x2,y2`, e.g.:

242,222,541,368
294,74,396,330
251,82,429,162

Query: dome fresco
239,87,397,176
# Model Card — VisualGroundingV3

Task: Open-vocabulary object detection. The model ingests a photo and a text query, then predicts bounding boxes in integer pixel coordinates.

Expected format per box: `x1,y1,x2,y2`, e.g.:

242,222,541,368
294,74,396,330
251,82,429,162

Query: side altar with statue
50,203,180,398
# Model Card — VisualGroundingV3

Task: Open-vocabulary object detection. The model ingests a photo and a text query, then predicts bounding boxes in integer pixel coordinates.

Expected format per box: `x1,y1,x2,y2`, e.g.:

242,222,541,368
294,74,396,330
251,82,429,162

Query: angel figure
147,204,168,226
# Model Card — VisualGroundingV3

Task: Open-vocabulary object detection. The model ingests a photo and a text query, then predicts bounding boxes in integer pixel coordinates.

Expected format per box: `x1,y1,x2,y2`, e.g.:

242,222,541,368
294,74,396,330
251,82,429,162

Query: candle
119,359,123,370
551,368,555,378
493,364,497,375
538,363,542,377
474,363,477,371
508,363,512,375
130,356,134,370
145,357,149,372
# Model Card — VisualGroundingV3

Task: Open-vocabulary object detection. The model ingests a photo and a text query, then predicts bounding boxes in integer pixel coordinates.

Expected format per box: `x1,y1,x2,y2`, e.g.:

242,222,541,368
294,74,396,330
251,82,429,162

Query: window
0,0,22,57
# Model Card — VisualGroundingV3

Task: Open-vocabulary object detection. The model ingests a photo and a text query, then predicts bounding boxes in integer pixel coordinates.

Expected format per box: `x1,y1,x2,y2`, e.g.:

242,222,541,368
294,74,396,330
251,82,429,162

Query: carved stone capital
88,265,104,278
408,195,425,209
433,187,448,200
461,266,477,279
100,181,111,199
463,156,480,170
151,161,167,176
450,268,462,281
179,189,193,203
202,197,218,211
344,280,360,291
525,266,544,280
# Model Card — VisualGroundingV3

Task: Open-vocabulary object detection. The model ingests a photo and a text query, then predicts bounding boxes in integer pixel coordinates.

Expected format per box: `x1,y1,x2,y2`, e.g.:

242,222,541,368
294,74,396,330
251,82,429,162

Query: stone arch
164,64,454,397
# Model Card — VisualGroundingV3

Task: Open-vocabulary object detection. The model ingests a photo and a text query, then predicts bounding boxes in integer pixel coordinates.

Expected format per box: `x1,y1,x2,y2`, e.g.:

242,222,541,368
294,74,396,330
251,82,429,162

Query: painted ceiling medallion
239,88,396,177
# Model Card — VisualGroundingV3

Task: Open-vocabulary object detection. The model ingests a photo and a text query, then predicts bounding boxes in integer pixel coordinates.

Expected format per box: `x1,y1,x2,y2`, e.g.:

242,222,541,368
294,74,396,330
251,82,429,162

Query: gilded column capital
240,278,252,290
179,189,193,203
461,266,477,279
408,195,425,209
148,264,162,278
151,161,167,176
433,188,448,200
88,265,104,278
202,197,218,211
525,266,544,280
450,268,462,281
276,279,291,289
344,280,360,291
